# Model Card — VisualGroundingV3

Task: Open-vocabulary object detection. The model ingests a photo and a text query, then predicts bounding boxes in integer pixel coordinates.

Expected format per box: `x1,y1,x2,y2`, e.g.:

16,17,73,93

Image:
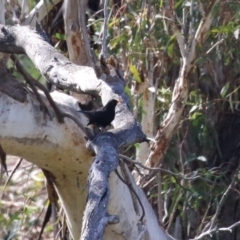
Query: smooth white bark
0,91,90,239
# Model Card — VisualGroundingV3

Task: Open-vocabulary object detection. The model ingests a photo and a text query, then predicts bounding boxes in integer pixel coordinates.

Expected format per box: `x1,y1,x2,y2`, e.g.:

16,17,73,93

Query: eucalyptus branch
1,158,23,199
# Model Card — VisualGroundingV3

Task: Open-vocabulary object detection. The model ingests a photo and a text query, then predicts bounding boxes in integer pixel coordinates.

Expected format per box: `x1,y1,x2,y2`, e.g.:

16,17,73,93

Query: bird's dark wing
78,110,93,125
78,110,103,126
87,111,106,126
77,99,118,127
78,110,93,118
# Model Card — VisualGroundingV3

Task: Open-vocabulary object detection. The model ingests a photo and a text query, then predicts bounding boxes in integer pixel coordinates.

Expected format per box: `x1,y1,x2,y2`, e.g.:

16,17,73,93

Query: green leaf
148,87,156,93
129,64,142,83
55,33,66,40
109,33,126,49
167,43,174,57
190,105,198,113
191,112,202,121
197,156,207,162
220,82,229,98
157,96,166,102
229,94,234,112
145,137,156,143
211,23,237,34
234,28,240,39
124,85,131,97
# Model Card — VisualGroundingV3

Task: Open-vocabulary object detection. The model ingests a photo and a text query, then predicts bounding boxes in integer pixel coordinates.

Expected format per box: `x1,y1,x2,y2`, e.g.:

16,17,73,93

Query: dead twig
11,54,64,123
1,158,23,199
115,166,145,222
0,143,7,175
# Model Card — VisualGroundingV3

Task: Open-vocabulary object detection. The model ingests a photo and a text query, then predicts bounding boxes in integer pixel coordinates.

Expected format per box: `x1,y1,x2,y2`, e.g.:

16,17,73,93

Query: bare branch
206,38,224,54
219,221,240,232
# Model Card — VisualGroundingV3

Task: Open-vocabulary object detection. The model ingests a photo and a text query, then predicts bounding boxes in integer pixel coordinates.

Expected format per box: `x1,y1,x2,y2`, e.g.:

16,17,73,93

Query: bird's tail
77,110,91,125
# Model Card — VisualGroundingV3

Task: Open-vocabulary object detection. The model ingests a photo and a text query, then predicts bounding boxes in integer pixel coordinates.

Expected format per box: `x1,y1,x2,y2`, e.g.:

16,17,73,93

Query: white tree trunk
136,82,155,163
0,90,172,240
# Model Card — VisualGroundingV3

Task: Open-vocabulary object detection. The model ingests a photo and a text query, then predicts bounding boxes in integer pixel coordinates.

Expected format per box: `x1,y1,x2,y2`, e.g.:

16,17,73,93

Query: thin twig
119,154,217,184
119,161,140,215
1,158,23,199
166,190,183,231
142,176,156,190
197,195,213,235
115,167,145,222
0,143,7,175
157,172,163,223
219,221,240,232
162,188,171,223
206,38,224,54
101,0,109,58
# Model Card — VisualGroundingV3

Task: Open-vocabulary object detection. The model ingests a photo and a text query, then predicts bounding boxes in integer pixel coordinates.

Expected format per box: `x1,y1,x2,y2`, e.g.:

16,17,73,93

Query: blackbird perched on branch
78,99,121,128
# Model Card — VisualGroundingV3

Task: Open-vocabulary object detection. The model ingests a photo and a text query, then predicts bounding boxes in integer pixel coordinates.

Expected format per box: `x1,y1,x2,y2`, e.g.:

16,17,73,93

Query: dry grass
0,156,54,240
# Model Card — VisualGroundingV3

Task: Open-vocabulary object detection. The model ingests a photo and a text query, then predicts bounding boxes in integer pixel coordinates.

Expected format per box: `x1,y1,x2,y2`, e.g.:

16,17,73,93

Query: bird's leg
93,126,102,135
99,127,105,132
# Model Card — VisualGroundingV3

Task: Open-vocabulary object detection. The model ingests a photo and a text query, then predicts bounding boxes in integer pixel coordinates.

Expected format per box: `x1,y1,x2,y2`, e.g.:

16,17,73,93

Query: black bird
78,99,121,128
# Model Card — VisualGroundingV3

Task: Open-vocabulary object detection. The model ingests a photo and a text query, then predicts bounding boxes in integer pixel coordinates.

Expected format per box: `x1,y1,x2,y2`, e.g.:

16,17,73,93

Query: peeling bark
64,0,93,67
